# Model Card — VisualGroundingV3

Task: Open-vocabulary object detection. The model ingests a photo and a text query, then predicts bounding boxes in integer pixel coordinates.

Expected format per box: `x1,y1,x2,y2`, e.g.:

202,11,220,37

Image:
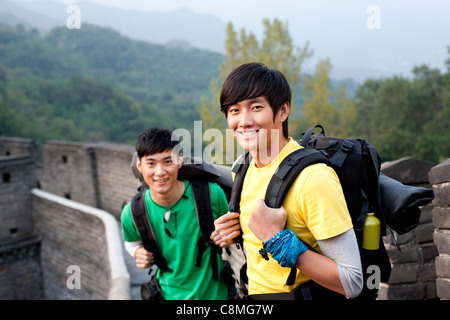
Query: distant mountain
0,0,61,31
3,0,226,53
0,21,224,144
3,0,449,83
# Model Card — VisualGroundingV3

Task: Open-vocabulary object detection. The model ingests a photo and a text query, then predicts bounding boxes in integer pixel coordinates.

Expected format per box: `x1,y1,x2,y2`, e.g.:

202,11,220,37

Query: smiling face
137,149,183,198
227,96,289,166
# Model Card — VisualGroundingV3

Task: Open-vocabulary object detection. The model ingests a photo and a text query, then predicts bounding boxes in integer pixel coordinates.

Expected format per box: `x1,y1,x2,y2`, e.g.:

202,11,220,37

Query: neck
151,180,185,208
252,137,289,168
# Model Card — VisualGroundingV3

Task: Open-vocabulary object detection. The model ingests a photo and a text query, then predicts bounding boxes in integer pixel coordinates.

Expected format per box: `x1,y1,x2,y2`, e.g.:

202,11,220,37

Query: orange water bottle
363,213,380,250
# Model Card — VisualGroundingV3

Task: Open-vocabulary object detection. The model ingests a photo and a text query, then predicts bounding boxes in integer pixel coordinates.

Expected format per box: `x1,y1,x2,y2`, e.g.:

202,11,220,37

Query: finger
217,221,241,237
215,212,240,225
222,228,241,241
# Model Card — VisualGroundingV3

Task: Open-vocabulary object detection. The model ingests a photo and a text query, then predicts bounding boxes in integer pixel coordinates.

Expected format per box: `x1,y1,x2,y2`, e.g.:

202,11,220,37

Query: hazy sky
16,0,450,79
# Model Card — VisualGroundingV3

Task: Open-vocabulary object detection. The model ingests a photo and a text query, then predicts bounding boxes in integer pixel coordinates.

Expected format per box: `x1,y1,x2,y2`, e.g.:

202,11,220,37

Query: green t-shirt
121,180,229,300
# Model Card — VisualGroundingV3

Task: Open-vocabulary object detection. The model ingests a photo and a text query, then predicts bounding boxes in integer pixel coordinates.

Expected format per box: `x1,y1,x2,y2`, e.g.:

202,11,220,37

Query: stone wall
0,137,132,300
0,137,44,299
378,157,438,300
429,158,450,300
31,188,130,300
0,154,38,242
0,236,44,299
0,137,39,160
38,140,138,220
92,142,138,219
38,141,99,208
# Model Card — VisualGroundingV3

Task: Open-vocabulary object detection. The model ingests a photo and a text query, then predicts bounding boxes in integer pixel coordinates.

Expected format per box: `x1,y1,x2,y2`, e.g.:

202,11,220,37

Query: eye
228,107,239,115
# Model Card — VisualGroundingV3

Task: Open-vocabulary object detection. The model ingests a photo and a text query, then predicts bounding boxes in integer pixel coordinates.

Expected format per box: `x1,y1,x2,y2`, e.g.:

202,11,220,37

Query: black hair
135,127,180,158
220,62,291,138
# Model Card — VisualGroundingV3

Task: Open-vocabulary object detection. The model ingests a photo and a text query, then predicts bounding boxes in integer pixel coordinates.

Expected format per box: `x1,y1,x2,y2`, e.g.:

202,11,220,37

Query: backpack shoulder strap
265,148,330,208
130,189,172,273
227,151,252,293
190,179,221,281
229,151,252,213
264,147,330,286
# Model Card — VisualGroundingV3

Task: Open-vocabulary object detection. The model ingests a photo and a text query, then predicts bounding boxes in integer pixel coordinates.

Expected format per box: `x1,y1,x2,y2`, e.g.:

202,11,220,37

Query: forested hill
0,22,223,145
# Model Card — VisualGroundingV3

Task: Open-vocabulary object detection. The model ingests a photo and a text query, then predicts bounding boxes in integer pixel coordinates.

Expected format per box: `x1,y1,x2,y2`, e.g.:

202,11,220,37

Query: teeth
240,131,257,136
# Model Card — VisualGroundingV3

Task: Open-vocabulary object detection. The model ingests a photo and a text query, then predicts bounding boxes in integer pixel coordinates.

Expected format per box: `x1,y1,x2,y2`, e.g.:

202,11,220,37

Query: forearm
266,229,363,298
315,229,363,298
295,249,346,296
124,240,143,258
296,232,363,298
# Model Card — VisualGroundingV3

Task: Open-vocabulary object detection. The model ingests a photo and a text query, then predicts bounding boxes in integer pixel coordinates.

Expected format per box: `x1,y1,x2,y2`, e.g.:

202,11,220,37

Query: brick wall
0,137,133,300
31,189,130,300
378,157,438,300
0,142,45,300
92,142,138,219
38,141,139,220
0,137,39,160
0,154,37,242
38,141,98,207
0,236,44,299
429,158,450,300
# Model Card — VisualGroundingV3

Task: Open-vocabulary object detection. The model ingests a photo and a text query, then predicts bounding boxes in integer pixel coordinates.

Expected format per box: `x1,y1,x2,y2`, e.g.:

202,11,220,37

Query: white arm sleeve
124,240,143,258
316,229,363,299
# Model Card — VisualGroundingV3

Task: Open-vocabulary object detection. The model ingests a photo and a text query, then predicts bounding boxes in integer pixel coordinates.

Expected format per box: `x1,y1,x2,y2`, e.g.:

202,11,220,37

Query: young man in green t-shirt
121,127,229,300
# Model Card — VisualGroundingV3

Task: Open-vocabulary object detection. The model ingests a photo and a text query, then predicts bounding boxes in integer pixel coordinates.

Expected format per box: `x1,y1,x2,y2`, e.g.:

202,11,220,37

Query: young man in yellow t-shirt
213,63,363,299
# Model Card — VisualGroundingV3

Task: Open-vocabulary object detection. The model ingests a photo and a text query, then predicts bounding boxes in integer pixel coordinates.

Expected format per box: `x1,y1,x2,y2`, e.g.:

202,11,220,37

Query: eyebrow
230,97,266,109
143,155,173,162
248,97,265,104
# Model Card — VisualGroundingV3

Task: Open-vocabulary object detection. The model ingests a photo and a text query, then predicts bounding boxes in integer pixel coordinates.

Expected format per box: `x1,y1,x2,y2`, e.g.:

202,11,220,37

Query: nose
154,163,166,176
238,108,254,128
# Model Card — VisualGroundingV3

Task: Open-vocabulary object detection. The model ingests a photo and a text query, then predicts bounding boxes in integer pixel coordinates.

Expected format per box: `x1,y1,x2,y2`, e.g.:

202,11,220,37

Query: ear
136,157,142,173
178,153,184,169
279,102,290,122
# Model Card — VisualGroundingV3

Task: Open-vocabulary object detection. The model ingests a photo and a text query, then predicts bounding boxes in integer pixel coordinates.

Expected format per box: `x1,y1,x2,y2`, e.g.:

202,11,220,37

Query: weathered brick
415,222,436,244
435,256,450,278
378,283,425,300
419,204,434,224
417,263,436,283
436,278,450,300
432,182,450,207
387,264,417,284
381,157,436,185
433,230,450,255
420,243,439,264
433,207,450,229
386,242,419,264
429,158,450,185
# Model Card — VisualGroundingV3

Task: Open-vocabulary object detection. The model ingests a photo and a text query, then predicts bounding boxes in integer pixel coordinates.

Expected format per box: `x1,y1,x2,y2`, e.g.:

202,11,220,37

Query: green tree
301,59,356,137
352,58,450,163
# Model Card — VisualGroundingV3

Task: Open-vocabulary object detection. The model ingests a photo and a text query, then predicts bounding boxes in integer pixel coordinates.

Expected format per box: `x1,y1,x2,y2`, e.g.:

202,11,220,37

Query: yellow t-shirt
238,139,353,294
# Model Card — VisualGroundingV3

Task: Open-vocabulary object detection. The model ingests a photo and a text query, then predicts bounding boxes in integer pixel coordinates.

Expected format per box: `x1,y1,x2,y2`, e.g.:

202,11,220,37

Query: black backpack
229,124,434,300
129,155,236,298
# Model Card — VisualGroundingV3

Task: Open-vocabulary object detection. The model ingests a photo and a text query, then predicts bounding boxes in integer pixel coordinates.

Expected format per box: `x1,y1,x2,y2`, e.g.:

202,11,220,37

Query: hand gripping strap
131,189,172,273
